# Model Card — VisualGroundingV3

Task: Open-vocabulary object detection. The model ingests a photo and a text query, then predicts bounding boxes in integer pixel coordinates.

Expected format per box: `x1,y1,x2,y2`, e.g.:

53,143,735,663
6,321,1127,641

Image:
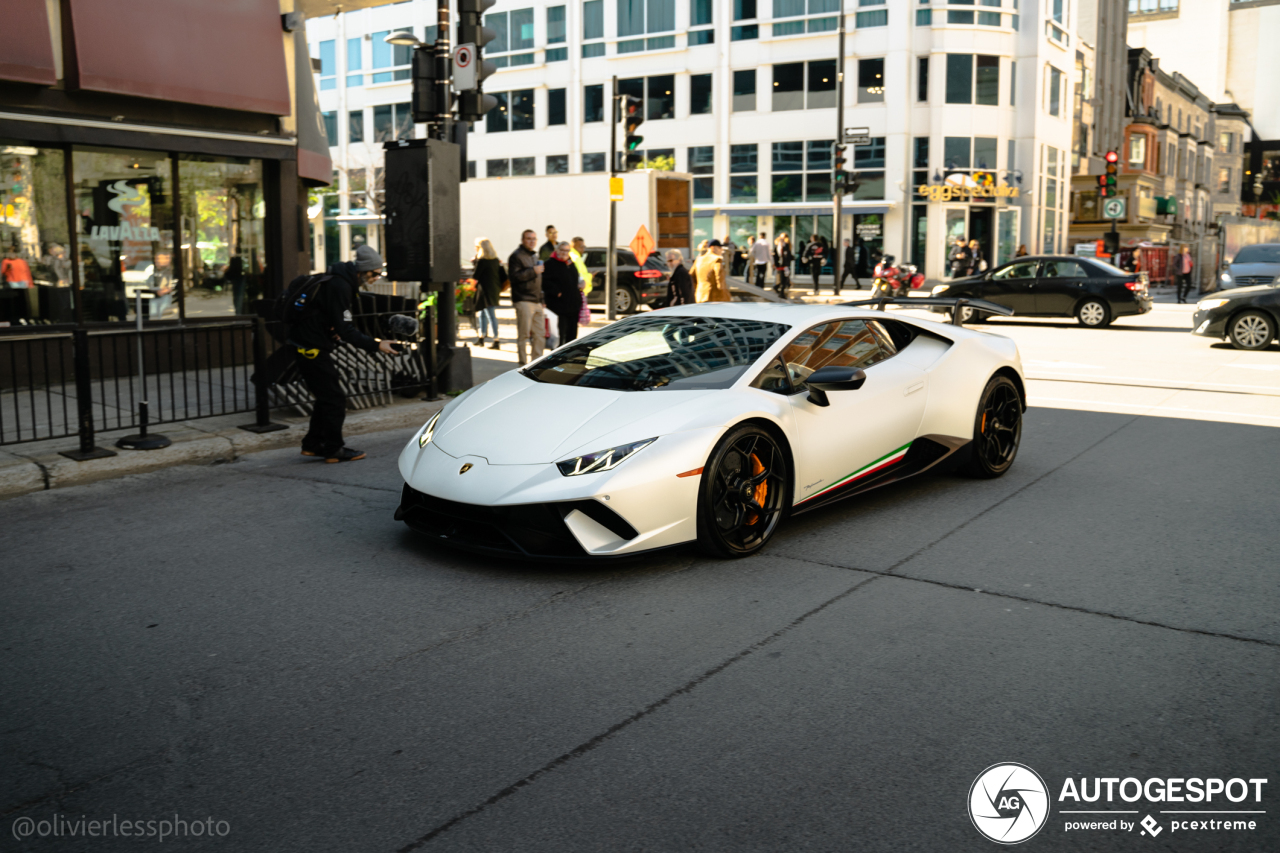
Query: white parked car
396,302,1026,559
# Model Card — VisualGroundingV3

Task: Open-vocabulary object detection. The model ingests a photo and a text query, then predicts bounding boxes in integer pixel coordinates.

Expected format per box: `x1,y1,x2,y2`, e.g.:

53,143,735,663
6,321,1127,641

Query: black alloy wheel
1228,310,1275,350
697,425,790,558
1076,298,1111,327
959,375,1022,478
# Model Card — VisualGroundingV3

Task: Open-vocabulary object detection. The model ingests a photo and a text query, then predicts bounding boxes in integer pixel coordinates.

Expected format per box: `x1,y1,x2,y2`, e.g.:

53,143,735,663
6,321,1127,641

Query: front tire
958,375,1022,479
697,425,790,558
1228,311,1275,350
1076,299,1110,327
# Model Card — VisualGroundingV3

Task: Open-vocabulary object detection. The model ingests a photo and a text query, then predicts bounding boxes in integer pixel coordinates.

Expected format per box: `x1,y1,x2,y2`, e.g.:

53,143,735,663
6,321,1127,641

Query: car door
779,319,927,508
1036,258,1089,315
583,249,608,303
982,259,1041,315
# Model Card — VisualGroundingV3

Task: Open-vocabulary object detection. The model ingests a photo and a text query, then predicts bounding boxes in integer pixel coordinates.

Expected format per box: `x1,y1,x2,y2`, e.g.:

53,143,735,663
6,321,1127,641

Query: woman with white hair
542,240,582,344
665,249,694,307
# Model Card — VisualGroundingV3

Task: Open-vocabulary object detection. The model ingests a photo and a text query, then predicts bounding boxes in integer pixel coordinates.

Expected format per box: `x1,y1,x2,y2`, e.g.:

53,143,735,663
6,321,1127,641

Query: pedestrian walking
508,229,546,365
539,225,558,261
542,241,582,346
801,234,825,292
694,239,730,302
471,238,505,349
1015,244,1029,257
289,245,399,464
751,232,770,289
967,239,984,276
837,238,859,293
721,236,739,277
949,238,971,279
773,233,794,298
665,249,694,306
1176,244,1195,303
224,256,247,315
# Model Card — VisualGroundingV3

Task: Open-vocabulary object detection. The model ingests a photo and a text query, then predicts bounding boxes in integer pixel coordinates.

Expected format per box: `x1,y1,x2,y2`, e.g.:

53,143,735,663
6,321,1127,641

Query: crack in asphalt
394,574,881,852
1,750,166,818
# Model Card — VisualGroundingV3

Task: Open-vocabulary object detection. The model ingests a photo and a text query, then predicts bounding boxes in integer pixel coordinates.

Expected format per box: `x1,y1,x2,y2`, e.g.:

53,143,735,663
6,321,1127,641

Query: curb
0,399,444,501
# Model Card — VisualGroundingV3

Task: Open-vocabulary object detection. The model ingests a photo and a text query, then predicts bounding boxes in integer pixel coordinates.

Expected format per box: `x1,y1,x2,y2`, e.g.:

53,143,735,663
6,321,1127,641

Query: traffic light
832,145,857,195
410,49,439,123
621,95,644,170
457,0,498,123
1100,149,1119,197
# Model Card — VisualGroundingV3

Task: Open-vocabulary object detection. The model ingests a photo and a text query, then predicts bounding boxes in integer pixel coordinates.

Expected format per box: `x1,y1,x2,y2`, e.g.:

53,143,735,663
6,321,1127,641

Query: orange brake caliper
745,455,767,524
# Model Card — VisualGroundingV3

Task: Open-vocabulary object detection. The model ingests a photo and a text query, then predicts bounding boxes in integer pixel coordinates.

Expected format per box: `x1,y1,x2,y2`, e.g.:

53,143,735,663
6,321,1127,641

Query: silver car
1218,243,1280,291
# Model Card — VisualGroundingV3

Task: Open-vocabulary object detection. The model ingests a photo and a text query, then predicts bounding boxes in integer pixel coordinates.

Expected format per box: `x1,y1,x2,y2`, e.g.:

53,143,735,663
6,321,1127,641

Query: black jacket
508,245,542,303
666,263,694,306
472,257,506,308
287,262,379,354
773,243,794,269
542,256,581,316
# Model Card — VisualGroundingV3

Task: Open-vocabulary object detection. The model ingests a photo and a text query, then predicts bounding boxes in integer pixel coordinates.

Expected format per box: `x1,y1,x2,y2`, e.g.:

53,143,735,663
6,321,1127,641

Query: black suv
580,247,671,314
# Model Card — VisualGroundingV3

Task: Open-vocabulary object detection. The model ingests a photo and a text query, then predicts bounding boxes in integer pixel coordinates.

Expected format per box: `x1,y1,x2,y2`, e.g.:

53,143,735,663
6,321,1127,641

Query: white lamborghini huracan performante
395,302,1025,559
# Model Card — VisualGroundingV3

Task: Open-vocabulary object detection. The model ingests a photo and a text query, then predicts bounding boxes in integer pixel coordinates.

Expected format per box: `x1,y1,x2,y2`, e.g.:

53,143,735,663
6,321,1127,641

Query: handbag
577,290,591,325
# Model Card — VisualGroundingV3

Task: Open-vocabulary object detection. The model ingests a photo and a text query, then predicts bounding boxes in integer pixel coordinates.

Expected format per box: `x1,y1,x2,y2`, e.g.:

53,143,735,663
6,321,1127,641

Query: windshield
1086,258,1130,277
523,315,791,391
1233,245,1280,265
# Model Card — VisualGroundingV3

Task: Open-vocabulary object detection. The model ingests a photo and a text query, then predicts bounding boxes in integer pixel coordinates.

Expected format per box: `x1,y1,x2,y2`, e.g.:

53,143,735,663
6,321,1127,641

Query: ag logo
458,463,473,474
969,763,1049,844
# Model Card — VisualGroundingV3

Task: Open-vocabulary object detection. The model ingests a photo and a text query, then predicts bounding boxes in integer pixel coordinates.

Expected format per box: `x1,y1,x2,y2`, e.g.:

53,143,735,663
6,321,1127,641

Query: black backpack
277,274,331,325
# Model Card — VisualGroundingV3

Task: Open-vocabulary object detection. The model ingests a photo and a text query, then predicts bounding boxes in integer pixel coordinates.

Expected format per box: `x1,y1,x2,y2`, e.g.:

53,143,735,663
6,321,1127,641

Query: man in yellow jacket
694,239,731,303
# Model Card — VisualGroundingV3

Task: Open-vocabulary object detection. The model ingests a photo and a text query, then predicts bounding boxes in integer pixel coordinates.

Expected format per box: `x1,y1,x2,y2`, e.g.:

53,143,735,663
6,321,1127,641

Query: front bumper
1191,308,1229,338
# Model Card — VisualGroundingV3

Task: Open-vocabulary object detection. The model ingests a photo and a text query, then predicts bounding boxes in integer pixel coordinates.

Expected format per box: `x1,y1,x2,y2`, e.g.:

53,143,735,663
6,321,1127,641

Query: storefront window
73,147,175,322
1,143,73,325
178,156,265,317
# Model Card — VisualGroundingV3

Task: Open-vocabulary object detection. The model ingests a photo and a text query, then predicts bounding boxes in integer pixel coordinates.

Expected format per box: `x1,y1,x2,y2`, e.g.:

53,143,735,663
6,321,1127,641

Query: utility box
459,171,692,260
383,138,462,284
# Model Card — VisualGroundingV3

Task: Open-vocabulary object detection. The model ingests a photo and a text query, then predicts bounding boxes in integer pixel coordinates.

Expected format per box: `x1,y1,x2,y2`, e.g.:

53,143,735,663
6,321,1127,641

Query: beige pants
514,300,546,365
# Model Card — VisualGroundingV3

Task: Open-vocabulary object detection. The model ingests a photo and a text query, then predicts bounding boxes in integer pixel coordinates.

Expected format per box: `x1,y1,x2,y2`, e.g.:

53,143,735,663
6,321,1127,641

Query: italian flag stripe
800,441,913,504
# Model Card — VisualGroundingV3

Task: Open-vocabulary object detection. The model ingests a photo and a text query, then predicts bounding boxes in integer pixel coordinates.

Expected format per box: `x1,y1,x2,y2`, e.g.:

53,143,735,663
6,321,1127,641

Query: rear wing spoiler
839,296,1015,326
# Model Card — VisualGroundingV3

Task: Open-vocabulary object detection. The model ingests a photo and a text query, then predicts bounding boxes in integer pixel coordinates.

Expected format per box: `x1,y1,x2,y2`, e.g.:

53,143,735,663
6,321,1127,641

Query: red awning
65,0,290,115
0,0,57,85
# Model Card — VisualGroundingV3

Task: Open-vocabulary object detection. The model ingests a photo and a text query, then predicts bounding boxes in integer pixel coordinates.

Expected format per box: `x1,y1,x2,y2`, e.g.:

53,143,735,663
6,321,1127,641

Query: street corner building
0,0,334,329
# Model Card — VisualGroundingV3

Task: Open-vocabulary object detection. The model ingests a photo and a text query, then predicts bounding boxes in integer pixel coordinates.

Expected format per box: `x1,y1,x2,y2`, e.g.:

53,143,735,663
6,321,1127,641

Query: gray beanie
354,244,384,272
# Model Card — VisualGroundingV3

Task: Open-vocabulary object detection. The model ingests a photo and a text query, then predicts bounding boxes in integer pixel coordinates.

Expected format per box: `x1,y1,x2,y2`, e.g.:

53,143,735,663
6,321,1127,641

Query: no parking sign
454,43,476,90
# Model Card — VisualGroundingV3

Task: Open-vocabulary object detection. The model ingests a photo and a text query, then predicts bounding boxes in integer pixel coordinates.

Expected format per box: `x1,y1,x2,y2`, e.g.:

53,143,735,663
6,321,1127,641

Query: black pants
811,261,822,291
556,311,578,345
1177,273,1195,302
774,268,790,297
295,350,346,455
838,266,858,290
754,264,766,288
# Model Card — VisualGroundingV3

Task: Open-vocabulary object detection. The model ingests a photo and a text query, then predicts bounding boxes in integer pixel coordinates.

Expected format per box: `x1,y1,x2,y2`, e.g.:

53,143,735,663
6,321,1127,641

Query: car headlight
1220,272,1232,283
418,410,442,447
1196,298,1230,311
556,438,656,476
931,285,949,295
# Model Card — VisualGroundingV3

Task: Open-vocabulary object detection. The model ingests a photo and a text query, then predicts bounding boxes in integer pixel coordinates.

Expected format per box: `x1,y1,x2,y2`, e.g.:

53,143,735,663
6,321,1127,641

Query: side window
749,356,792,394
617,251,635,268
779,320,888,390
866,320,899,356
584,250,606,267
992,260,1039,280
1042,260,1085,278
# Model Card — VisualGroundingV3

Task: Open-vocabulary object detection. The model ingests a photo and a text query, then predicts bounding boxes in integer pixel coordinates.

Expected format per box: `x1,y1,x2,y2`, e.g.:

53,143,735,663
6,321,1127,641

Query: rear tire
1076,299,1110,327
958,375,1022,479
696,425,790,558
1228,310,1275,350
614,285,638,314
949,304,984,324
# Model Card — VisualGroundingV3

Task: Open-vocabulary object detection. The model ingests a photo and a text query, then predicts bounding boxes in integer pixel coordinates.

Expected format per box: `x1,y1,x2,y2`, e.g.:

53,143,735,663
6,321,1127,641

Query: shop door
968,207,993,272
996,208,1020,267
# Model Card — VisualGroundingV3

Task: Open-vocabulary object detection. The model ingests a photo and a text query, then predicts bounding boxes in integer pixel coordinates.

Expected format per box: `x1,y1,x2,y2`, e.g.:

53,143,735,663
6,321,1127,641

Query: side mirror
806,366,867,407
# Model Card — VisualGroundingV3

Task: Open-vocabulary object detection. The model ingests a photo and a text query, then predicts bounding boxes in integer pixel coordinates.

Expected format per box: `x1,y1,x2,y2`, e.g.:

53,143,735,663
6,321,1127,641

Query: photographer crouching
288,245,399,463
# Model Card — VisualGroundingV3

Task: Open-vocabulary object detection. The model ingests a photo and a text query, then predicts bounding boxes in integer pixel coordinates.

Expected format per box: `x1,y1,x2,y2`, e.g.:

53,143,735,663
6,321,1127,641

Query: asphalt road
2,306,1277,852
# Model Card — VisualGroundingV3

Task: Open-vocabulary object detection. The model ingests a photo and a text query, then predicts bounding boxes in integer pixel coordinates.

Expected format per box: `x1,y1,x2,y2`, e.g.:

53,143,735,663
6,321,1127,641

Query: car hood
1205,284,1276,300
1226,263,1280,279
431,371,711,464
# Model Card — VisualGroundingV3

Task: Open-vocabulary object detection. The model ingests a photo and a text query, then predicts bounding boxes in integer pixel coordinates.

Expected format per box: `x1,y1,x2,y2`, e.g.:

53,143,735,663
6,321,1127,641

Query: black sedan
580,247,670,314
1191,283,1280,350
930,255,1152,327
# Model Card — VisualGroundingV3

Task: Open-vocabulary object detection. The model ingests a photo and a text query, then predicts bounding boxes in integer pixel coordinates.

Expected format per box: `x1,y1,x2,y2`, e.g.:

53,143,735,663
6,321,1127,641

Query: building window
945,54,999,105
487,159,510,178
1046,65,1062,116
647,75,676,119
1010,60,1017,106
973,136,997,170
855,1,888,29
858,57,885,103
548,5,566,42
775,0,842,34
773,59,836,111
1217,166,1231,194
733,69,756,111
735,0,757,20
975,55,999,105
547,154,569,174
850,137,885,199
1128,133,1147,169
584,84,604,122
732,24,759,39
691,74,713,114
511,90,534,130
318,40,336,90
512,157,535,176
372,103,413,141
773,140,837,203
978,0,1001,26
583,152,606,172
690,29,715,44
467,161,477,179
730,144,757,202
346,37,363,87
689,146,714,201
617,0,675,50
912,136,929,196
486,8,535,67
348,109,364,143
548,88,566,125
691,0,715,41
322,111,337,146
944,136,970,170
916,7,932,25
917,56,929,102
1217,131,1233,154
583,0,605,55
371,30,413,82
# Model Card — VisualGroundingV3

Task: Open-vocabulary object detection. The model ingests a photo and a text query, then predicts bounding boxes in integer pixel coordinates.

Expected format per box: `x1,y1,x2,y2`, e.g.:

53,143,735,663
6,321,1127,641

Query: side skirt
790,435,968,515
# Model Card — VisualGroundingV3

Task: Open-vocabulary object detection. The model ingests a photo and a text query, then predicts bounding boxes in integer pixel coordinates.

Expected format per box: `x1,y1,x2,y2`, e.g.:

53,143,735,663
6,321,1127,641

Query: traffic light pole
433,0,454,349
607,75,618,321
831,13,846,291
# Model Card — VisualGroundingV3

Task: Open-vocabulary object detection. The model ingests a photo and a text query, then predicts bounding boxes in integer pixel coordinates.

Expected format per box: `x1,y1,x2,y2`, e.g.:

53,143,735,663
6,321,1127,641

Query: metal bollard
239,316,287,433
59,328,117,461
